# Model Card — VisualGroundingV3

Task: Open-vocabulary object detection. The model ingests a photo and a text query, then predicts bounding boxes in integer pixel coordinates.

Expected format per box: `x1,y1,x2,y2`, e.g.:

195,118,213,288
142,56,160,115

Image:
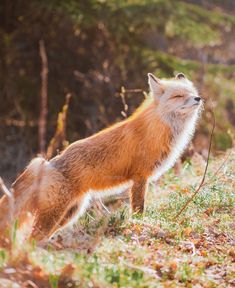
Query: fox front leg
130,179,147,214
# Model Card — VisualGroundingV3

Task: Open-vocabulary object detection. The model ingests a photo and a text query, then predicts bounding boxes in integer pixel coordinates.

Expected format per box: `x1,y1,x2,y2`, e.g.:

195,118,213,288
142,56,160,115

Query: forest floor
0,149,234,288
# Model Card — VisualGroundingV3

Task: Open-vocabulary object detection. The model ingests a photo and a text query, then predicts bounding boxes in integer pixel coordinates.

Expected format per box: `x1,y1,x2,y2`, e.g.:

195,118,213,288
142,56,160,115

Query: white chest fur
149,111,199,182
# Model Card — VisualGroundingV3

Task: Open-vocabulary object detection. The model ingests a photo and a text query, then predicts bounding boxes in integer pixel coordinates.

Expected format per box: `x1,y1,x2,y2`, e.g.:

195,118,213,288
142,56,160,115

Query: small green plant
11,219,18,248
49,274,59,288
0,249,7,267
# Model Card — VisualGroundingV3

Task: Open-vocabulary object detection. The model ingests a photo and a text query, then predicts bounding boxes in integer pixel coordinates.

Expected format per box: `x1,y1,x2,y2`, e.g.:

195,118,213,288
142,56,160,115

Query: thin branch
0,177,12,199
0,177,14,224
99,199,111,214
3,119,37,127
39,39,48,155
0,177,14,249
202,150,231,187
174,111,216,220
120,86,129,118
46,93,71,159
120,88,143,93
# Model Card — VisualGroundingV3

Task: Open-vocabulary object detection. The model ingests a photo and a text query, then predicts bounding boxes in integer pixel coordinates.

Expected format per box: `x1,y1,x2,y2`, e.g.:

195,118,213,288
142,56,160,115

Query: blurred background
0,0,234,184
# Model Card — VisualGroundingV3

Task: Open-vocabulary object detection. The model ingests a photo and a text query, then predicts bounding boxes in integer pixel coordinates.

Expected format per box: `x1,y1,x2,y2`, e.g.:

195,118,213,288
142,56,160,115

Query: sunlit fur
0,73,202,242
148,73,203,180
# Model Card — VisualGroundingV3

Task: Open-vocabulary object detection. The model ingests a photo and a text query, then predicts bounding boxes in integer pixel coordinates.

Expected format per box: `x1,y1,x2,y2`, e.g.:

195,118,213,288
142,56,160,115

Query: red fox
0,73,202,242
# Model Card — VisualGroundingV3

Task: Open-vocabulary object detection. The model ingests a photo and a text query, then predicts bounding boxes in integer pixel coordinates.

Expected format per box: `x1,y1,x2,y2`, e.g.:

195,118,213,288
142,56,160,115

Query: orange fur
0,73,202,242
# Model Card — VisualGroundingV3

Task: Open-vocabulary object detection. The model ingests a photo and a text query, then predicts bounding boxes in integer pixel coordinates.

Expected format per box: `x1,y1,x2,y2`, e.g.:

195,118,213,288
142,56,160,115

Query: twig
86,212,96,221
202,150,231,187
99,199,111,214
0,177,12,199
46,93,71,159
119,87,148,118
0,177,14,224
120,88,143,93
174,111,216,220
120,87,129,118
0,177,14,249
39,39,48,155
3,119,37,127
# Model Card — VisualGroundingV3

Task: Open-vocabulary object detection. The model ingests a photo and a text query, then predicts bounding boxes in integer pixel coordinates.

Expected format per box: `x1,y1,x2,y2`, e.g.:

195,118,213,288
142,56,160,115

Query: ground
0,149,234,288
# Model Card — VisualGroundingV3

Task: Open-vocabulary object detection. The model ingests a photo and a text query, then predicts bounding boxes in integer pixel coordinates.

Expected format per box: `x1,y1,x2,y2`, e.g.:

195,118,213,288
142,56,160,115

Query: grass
0,149,234,287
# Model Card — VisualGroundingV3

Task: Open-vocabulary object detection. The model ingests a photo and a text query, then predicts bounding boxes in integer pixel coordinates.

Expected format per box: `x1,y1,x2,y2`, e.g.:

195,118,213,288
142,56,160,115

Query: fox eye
173,95,183,98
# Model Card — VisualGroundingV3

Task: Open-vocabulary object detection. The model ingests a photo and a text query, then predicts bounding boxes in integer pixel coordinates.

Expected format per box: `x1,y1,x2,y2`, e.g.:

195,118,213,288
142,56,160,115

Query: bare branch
120,87,129,118
0,177,14,249
99,199,111,214
0,177,14,224
174,111,216,220
0,177,12,199
118,87,148,118
202,150,231,187
39,39,48,155
46,93,71,159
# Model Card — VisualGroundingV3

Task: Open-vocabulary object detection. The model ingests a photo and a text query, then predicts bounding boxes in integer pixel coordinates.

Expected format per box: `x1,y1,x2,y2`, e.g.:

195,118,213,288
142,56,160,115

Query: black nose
194,97,201,102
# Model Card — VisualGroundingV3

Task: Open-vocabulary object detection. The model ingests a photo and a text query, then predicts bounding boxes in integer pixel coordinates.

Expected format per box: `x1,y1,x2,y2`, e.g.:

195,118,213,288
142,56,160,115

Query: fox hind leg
31,195,90,242
30,204,69,241
29,173,73,241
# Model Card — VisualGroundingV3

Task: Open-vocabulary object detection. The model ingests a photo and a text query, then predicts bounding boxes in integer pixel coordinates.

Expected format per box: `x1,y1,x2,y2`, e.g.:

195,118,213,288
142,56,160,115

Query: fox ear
175,73,186,80
148,73,162,99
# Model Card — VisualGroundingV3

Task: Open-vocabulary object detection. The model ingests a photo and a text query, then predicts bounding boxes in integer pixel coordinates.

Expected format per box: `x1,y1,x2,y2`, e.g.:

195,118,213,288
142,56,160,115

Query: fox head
148,73,203,118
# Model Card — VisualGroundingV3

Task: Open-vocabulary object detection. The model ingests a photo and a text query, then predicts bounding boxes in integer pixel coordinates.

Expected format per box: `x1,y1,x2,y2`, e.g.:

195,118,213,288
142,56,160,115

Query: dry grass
0,149,234,287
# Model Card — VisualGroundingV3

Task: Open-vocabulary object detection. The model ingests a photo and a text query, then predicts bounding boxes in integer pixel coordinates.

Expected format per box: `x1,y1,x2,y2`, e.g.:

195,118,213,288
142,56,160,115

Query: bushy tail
0,157,47,239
